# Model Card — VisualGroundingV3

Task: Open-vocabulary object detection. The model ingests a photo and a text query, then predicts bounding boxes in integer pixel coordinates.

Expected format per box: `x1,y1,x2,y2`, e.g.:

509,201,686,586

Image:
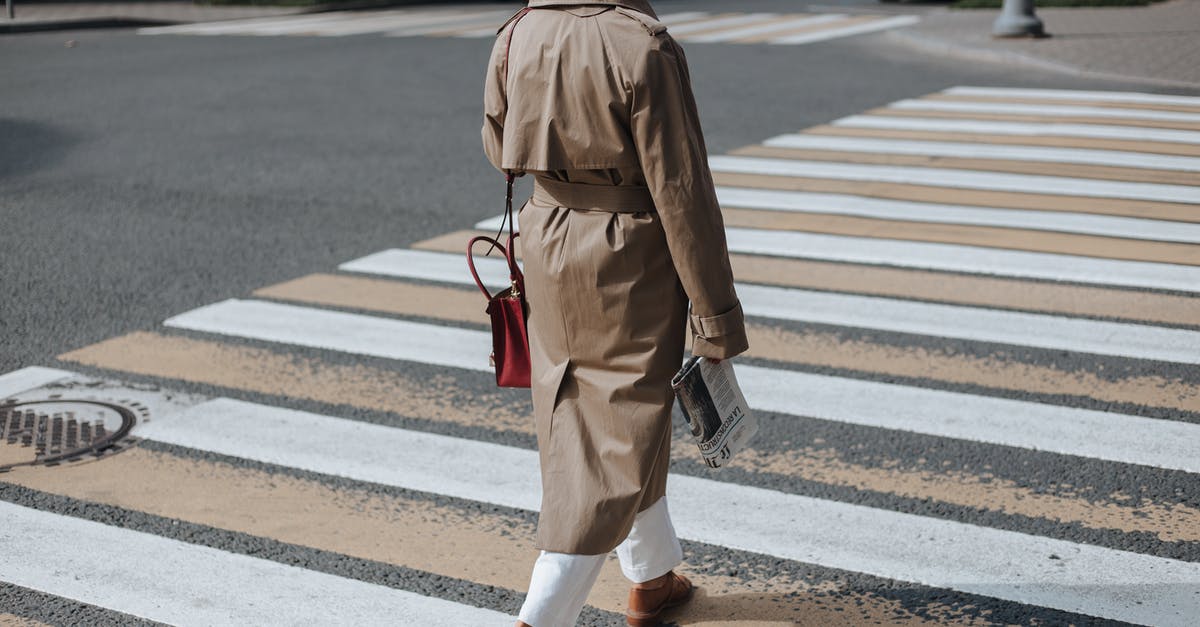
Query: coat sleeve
630,36,749,360
481,30,508,172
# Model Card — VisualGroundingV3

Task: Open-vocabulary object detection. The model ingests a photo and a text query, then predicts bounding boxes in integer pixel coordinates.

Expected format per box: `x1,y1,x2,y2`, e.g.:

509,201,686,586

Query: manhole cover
0,396,145,472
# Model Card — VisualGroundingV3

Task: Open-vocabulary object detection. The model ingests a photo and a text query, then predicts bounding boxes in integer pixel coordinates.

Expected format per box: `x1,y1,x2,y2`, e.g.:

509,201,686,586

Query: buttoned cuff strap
689,302,744,339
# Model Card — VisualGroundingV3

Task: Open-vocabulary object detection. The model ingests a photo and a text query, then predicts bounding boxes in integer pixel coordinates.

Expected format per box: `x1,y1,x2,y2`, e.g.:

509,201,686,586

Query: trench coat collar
526,0,657,19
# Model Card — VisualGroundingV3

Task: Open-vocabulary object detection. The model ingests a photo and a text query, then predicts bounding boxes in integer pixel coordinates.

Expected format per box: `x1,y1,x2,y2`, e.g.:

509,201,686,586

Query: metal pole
993,0,1045,38
7,0,14,21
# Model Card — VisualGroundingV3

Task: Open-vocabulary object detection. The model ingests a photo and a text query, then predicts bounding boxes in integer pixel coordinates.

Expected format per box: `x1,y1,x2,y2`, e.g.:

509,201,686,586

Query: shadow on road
0,118,77,180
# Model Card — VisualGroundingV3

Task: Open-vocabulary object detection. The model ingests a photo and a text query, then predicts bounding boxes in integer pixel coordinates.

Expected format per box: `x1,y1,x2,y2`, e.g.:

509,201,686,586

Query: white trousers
517,497,683,627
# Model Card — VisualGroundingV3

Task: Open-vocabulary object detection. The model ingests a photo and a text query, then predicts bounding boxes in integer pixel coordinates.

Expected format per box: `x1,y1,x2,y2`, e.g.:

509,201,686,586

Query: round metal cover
0,396,144,472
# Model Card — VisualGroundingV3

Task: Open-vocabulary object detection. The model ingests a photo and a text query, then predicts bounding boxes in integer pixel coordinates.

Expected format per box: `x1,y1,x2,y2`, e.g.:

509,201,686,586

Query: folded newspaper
671,356,756,469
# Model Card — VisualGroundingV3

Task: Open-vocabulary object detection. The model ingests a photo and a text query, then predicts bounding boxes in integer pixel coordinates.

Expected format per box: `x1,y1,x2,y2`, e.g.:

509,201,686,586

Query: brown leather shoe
625,571,694,626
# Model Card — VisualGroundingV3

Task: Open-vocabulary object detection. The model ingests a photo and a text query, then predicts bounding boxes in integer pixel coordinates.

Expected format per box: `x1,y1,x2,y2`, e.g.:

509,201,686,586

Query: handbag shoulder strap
502,7,532,88
482,7,532,258
467,235,507,300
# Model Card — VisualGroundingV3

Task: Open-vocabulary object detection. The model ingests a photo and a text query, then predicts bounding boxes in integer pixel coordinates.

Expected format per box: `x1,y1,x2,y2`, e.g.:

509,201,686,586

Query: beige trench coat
482,0,749,555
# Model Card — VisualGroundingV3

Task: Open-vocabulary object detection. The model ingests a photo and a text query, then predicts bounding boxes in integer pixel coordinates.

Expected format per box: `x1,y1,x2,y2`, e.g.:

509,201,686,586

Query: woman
482,1,749,625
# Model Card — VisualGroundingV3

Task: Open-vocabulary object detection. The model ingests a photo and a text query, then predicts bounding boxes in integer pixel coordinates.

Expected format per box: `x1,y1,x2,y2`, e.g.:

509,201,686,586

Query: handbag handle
467,235,507,300
467,233,525,300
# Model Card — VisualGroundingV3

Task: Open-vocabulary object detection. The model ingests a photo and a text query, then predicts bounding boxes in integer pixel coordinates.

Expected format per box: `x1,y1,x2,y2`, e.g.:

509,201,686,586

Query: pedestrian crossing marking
769,132,1200,171
4,86,1200,625
665,12,780,37
893,98,1200,124
474,218,1200,292
49,330,1200,546
0,367,73,399
715,185,1200,241
739,143,1200,184
718,207,1200,266
809,124,1200,158
139,8,922,46
161,298,1200,472
341,246,1200,362
78,287,1200,418
875,109,1200,133
64,332,539,433
834,114,1200,145
944,86,1200,109
0,614,51,627
0,433,999,626
1,501,514,626
7,373,1200,626
416,230,1200,327
683,13,848,43
709,155,1200,203
770,14,920,46
734,147,1200,188
713,170,1197,222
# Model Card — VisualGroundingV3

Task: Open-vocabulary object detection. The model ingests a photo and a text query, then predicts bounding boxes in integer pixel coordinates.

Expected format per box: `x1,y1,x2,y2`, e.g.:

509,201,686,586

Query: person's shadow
0,118,77,181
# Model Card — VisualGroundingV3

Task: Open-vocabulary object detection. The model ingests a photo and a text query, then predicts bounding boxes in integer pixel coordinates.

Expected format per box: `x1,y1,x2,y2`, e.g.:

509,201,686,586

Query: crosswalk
2,85,1199,625
138,6,920,46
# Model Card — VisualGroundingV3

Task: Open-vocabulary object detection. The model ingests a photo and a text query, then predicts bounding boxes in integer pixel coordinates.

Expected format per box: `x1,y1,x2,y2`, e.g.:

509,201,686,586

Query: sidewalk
889,0,1200,90
0,2,307,32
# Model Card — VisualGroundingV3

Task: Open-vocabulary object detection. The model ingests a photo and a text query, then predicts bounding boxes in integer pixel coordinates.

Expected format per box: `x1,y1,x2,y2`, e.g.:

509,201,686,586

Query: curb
885,26,1200,91
1,17,173,33
0,0,507,35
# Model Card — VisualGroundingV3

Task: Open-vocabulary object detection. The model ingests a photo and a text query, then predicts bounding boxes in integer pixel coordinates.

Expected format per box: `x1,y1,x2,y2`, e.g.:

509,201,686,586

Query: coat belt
532,177,656,213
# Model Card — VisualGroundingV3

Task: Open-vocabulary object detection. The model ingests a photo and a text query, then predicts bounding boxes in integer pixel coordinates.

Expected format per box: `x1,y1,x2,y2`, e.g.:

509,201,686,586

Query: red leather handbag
467,227,531,388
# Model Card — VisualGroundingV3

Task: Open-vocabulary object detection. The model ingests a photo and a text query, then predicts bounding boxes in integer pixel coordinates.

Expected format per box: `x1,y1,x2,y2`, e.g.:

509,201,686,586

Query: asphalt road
0,0,1176,373
2,2,1199,625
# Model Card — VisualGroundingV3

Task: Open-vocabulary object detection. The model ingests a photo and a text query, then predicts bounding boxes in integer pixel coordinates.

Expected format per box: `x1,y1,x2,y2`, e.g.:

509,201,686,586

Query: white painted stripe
345,247,509,286
669,13,779,37
133,395,1200,626
311,15,435,37
164,299,486,373
0,501,512,626
945,86,1200,108
738,359,1200,472
314,10,500,37
339,247,1200,363
721,226,1200,293
655,11,710,25
708,155,1200,204
833,114,1200,145
141,397,542,510
0,367,74,399
714,186,1200,244
159,300,1200,473
470,216,1200,292
454,27,503,38
147,12,373,36
762,133,1200,172
740,282,1200,364
769,15,919,45
223,10,456,37
228,13,400,36
383,10,513,37
138,14,338,35
892,98,1200,124
685,14,847,43
671,471,1200,627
